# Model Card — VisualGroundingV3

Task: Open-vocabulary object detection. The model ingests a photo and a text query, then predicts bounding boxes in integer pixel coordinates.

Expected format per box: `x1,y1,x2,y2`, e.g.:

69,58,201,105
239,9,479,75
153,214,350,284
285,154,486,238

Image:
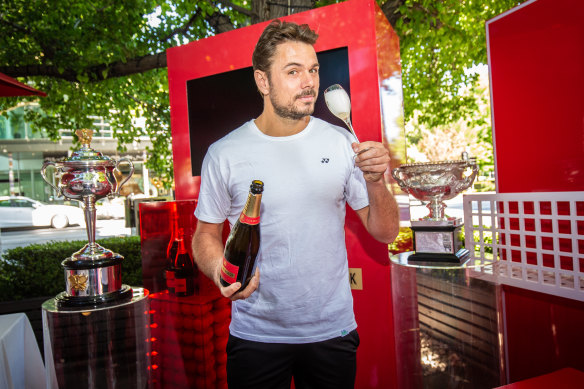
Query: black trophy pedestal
410,221,469,264
54,285,134,310
407,248,470,264
42,287,150,389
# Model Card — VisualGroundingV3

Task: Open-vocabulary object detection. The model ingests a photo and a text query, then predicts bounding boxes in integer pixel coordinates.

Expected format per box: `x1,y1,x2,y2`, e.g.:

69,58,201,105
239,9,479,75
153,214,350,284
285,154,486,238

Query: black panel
186,47,350,176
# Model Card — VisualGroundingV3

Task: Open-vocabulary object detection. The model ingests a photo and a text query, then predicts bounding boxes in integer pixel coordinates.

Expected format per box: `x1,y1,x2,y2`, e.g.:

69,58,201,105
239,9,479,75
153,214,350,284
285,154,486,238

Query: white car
0,196,84,229
96,197,126,219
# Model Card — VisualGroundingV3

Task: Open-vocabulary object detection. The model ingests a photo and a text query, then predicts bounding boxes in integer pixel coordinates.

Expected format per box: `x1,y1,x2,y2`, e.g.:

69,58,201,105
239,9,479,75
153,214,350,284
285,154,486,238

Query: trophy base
410,221,466,263
62,252,126,298
55,285,134,310
62,251,124,269
408,248,470,264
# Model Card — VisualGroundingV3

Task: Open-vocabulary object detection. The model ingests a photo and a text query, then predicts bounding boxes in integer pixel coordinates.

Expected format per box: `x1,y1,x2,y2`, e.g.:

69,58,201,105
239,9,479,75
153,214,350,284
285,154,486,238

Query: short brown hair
252,20,319,75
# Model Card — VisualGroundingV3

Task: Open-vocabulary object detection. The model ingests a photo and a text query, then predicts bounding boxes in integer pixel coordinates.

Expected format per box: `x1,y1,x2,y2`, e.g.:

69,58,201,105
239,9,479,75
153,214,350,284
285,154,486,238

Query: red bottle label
239,214,260,225
174,278,187,293
220,257,239,284
165,270,175,288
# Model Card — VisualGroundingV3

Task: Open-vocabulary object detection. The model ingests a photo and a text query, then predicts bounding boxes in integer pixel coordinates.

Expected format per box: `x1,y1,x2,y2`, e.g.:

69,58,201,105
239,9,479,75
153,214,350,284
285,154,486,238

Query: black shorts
226,330,360,389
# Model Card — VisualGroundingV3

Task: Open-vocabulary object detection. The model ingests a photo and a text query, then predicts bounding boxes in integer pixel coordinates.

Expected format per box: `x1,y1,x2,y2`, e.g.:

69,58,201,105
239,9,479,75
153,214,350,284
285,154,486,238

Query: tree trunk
381,0,406,28
251,0,314,24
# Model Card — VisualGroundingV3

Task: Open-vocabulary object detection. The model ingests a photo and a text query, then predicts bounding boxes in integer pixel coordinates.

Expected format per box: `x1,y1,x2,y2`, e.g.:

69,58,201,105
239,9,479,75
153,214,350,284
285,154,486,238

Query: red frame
487,0,584,382
168,0,398,200
167,1,404,387
488,0,584,193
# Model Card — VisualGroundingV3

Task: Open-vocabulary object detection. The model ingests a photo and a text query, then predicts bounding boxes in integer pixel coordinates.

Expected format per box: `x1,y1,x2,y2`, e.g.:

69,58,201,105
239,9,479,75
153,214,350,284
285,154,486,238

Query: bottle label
220,257,239,284
174,278,187,293
165,270,175,289
239,214,260,225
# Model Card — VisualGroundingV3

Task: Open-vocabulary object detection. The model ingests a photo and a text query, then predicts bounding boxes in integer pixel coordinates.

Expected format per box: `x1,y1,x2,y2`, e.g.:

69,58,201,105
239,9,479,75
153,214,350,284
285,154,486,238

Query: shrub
388,227,414,255
472,229,494,256
0,236,142,302
388,226,496,258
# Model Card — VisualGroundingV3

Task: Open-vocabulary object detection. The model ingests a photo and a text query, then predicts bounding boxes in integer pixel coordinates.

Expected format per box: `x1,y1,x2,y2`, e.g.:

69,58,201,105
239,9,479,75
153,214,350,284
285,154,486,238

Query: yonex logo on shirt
321,158,330,163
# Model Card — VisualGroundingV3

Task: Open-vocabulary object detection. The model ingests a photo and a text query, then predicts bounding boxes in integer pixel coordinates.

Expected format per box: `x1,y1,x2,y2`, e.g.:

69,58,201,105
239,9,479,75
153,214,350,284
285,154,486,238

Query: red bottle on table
165,215,197,297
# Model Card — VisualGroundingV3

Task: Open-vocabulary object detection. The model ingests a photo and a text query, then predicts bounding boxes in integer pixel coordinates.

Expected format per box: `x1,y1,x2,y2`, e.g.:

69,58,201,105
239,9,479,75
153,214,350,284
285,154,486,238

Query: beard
269,88,317,120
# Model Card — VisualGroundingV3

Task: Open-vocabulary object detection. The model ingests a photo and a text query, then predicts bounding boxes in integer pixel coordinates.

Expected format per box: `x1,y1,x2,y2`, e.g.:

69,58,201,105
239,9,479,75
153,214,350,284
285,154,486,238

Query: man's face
266,41,320,120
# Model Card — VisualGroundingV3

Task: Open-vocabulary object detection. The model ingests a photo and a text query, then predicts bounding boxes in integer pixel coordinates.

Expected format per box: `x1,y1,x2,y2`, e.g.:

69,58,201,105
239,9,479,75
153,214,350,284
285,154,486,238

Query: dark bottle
220,180,263,292
165,225,197,297
166,210,180,265
164,210,180,292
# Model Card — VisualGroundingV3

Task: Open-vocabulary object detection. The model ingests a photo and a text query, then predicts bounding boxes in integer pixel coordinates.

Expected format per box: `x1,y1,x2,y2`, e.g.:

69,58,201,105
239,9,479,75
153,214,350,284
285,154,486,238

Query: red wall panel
502,285,584,382
487,0,584,383
488,0,584,193
166,0,406,387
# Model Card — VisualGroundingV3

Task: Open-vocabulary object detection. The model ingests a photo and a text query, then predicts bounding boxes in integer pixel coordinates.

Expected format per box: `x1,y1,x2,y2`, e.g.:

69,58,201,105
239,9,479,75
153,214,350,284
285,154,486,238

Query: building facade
0,103,158,203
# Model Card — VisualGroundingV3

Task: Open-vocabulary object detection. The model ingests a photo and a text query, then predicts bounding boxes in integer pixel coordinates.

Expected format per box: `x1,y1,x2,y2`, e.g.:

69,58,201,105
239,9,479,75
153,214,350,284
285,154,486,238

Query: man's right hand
193,219,260,301
218,267,260,301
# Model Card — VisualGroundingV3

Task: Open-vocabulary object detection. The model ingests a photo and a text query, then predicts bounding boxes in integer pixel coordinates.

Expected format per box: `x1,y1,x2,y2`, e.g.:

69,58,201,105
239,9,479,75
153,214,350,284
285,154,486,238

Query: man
192,20,399,389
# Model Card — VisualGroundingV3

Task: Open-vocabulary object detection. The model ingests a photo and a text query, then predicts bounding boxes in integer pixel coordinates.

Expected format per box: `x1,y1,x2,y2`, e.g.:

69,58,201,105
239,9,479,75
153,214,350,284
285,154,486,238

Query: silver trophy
391,152,478,263
41,129,135,307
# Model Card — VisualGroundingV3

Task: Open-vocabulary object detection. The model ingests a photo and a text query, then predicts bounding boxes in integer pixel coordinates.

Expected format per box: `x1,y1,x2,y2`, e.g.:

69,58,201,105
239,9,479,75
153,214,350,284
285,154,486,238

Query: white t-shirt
195,117,369,343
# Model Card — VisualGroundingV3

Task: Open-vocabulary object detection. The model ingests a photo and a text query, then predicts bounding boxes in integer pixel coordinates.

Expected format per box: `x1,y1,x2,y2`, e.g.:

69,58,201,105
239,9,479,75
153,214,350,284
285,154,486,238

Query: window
13,199,34,208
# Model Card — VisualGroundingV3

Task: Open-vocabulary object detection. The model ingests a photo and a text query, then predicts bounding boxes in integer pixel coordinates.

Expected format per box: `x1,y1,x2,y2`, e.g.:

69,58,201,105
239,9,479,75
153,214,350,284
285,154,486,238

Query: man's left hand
352,141,389,182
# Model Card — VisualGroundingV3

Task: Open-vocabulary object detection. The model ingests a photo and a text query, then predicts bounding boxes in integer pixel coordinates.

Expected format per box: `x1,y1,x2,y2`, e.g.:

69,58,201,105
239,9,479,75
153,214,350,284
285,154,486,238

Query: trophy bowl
391,154,478,221
40,129,135,307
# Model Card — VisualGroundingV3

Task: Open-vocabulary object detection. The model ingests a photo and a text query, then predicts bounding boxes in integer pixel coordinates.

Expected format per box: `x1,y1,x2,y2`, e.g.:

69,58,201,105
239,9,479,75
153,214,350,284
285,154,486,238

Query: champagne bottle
165,223,197,297
220,180,263,292
164,209,180,292
166,210,180,265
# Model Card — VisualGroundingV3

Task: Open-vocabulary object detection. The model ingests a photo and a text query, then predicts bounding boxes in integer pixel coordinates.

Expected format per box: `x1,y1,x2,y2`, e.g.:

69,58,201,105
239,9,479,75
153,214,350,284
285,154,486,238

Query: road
0,219,132,253
0,195,489,254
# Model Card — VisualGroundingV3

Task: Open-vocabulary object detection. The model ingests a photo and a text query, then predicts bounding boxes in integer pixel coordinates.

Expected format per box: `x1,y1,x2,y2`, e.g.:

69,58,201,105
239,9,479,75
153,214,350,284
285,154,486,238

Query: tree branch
0,0,251,83
0,13,58,60
207,12,235,34
0,13,31,34
410,2,444,29
0,52,168,82
209,0,256,18
384,0,449,31
381,0,407,28
162,9,202,42
162,2,245,43
123,91,154,109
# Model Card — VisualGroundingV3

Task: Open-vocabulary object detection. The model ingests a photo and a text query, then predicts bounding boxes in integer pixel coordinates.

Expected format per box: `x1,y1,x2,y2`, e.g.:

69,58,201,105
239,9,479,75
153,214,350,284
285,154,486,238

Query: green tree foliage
1,0,525,184
406,69,496,188
0,0,247,184
386,0,525,128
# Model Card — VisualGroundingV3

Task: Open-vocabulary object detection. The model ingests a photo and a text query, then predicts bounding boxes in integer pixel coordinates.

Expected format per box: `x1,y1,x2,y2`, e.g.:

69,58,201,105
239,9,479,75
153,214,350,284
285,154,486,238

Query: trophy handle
457,163,479,192
41,161,63,197
111,158,134,197
391,168,408,190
